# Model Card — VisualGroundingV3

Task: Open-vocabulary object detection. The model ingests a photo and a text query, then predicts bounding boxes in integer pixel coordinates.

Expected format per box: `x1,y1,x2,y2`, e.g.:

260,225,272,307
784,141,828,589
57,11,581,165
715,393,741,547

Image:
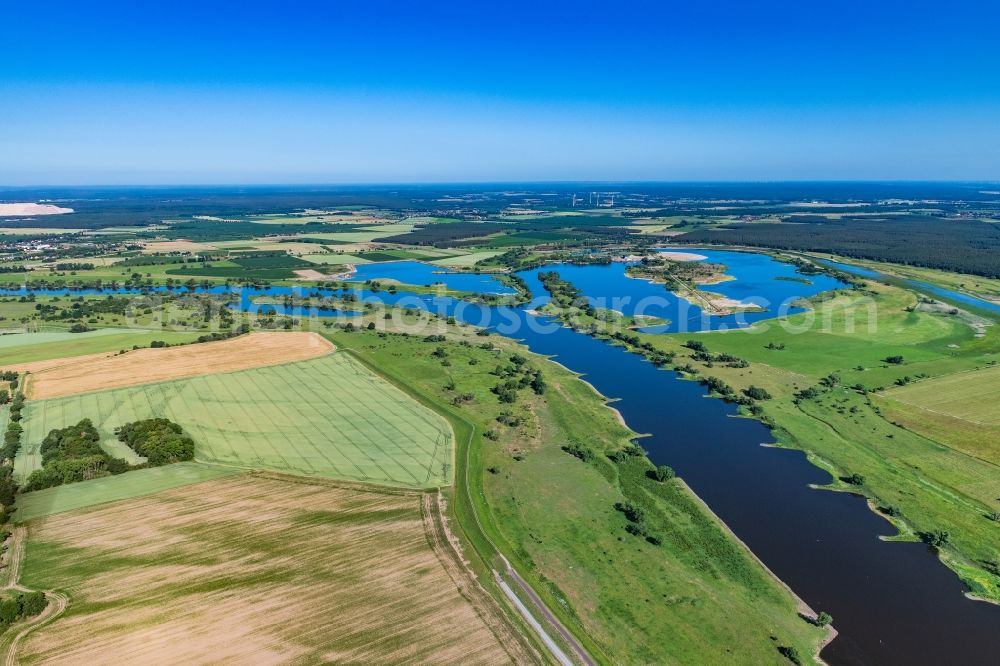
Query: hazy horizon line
2,178,998,190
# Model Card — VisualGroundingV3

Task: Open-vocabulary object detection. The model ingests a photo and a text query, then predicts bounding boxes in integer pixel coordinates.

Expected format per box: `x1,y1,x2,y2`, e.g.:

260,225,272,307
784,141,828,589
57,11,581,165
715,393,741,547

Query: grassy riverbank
324,326,827,664
551,274,1000,603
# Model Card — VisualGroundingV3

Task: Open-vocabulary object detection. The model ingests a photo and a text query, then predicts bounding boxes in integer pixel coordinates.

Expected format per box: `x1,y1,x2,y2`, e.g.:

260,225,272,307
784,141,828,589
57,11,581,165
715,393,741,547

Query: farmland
875,364,1000,463
328,328,827,664
0,330,202,365
16,474,529,665
16,353,453,488
14,462,242,522
3,185,999,662
879,363,1000,426
16,332,334,399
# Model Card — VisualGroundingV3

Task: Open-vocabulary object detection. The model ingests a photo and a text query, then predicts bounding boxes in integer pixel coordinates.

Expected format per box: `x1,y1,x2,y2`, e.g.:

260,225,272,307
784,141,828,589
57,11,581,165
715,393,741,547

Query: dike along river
6,251,1000,664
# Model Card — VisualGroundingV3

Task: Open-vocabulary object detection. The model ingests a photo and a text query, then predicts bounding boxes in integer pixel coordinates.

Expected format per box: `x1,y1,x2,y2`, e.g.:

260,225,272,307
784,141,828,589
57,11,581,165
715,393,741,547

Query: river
5,251,1000,664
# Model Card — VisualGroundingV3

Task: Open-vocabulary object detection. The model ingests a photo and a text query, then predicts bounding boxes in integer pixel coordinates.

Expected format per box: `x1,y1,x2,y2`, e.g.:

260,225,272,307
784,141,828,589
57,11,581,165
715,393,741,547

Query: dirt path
495,553,597,666
455,415,598,666
422,493,543,665
0,527,69,666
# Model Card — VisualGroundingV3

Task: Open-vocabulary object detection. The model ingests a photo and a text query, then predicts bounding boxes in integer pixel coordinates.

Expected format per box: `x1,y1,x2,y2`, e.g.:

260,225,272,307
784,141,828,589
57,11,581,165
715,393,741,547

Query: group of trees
24,417,196,492
24,420,126,491
490,354,546,404
0,384,25,520
537,271,590,311
614,499,662,545
116,419,195,466
0,591,47,628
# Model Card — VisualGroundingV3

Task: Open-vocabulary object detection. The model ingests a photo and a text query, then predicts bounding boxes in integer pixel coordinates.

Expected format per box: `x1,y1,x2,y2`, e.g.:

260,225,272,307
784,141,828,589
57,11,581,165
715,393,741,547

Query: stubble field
15,332,334,399
16,474,524,665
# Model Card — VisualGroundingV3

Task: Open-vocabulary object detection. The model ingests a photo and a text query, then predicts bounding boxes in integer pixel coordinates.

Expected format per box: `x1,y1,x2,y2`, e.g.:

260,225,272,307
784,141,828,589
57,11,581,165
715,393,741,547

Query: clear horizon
3,0,999,185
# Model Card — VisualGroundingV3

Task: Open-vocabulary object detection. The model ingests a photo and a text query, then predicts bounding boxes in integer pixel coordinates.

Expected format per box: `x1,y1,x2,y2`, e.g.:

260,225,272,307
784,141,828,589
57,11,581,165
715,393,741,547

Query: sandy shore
0,203,74,216
293,263,357,281
658,251,707,262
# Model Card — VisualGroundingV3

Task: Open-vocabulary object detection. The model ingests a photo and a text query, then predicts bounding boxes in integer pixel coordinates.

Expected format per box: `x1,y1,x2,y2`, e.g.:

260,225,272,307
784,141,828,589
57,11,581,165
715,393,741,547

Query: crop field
139,239,218,253
875,364,1000,463
302,253,371,265
17,332,334,399
17,353,452,487
0,328,133,349
14,462,243,522
353,249,428,262
17,475,523,665
230,253,313,269
431,250,504,267
0,330,202,366
879,364,1000,425
300,227,415,243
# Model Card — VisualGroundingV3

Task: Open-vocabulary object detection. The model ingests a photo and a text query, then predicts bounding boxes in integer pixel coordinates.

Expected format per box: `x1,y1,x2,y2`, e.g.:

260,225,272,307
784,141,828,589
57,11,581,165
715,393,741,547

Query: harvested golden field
140,240,219,253
17,332,334,399
17,474,530,665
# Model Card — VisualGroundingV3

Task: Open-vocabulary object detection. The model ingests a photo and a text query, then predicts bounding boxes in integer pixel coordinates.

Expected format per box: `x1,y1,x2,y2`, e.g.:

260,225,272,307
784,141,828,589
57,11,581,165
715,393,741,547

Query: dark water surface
6,252,1000,663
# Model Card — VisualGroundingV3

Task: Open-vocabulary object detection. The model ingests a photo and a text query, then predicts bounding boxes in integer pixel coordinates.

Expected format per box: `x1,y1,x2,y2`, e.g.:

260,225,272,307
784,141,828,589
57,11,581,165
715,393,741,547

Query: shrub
562,442,594,462
743,385,772,401
648,465,676,482
842,473,865,486
919,530,951,548
778,646,802,665
614,501,646,523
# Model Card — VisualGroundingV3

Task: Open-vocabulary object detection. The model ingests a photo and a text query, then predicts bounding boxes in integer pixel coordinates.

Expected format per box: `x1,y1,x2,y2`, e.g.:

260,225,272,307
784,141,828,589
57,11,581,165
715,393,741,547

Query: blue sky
2,0,998,184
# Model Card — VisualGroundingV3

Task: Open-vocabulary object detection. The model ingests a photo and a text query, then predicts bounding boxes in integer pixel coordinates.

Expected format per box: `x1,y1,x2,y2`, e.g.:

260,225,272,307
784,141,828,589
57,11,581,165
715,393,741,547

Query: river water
6,251,1000,664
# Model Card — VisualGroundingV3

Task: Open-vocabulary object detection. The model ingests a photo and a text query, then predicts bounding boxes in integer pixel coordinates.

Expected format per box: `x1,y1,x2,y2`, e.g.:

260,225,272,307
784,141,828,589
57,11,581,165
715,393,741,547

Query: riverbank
329,326,828,664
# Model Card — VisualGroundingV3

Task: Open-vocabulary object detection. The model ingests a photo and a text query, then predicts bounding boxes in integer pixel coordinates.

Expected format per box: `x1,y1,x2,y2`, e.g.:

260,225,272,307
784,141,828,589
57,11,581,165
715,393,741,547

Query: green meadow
0,329,201,365
329,328,826,664
620,278,1000,601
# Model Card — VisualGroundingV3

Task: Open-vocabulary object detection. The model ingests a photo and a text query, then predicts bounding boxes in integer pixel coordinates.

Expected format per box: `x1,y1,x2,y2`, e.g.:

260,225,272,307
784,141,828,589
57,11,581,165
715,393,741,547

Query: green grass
164,266,298,279
602,277,1000,601
354,250,428,262
329,327,826,664
0,330,201,365
14,462,243,522
873,364,1000,465
698,285,981,379
830,255,1000,303
16,354,452,488
430,250,505,267
302,253,371,265
879,364,1000,425
301,228,413,243
0,328,136,349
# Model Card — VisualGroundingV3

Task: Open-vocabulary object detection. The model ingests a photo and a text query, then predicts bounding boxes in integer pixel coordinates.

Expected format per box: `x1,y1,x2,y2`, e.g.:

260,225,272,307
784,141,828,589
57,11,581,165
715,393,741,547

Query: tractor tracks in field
0,527,68,666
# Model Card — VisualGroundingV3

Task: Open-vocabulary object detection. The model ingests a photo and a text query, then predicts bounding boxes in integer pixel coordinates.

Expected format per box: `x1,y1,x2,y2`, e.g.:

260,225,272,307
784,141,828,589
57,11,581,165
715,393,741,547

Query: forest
674,216,1000,277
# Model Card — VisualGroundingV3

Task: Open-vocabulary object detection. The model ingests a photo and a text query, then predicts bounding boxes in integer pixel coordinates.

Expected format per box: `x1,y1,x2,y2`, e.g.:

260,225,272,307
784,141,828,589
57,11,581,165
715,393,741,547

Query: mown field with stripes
16,354,452,488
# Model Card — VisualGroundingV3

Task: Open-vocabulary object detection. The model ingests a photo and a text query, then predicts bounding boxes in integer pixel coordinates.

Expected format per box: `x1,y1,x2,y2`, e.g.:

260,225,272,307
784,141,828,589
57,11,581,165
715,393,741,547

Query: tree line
674,216,1000,278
